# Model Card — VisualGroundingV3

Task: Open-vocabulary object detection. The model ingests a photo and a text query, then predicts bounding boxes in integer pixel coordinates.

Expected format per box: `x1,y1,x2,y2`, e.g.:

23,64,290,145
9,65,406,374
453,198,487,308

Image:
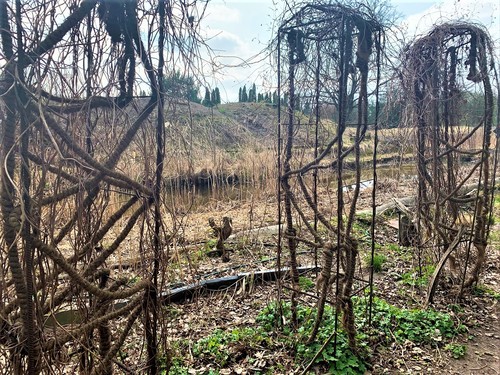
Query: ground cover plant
162,288,476,374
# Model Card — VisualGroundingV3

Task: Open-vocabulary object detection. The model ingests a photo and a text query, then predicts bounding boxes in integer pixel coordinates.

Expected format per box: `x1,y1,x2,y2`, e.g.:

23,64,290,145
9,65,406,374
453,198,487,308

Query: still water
163,163,417,210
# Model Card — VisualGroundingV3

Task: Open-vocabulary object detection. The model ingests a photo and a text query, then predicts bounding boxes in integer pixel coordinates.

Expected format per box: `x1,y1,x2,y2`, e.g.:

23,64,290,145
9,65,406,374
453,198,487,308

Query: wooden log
357,196,415,217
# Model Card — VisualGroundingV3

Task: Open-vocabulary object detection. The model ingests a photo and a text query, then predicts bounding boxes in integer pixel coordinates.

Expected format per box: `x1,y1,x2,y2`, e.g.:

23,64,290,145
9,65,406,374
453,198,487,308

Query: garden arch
402,23,499,304
276,2,384,354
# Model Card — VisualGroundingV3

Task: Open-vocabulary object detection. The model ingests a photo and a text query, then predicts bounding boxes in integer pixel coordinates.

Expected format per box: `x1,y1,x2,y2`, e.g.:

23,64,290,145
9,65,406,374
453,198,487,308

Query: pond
161,162,417,210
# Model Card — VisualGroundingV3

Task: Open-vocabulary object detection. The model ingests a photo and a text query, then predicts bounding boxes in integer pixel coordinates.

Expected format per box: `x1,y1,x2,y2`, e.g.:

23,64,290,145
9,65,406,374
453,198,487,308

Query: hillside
217,102,278,138
120,99,420,183
155,100,280,180
161,100,279,148
162,99,336,150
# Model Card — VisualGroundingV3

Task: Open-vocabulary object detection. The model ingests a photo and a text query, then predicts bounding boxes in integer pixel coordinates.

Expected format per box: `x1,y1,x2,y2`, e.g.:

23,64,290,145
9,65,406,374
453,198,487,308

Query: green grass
364,252,387,272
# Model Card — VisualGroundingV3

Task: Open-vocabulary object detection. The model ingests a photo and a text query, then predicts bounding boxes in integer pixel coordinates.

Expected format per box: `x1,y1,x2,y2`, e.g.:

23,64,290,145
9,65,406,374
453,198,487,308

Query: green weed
204,238,218,252
128,276,141,285
490,230,500,243
192,327,269,367
448,304,465,314
493,194,500,208
158,341,191,375
162,358,188,375
445,343,467,359
355,212,372,223
299,276,315,291
185,296,464,374
365,253,387,272
353,216,372,240
257,301,367,374
354,296,465,344
401,264,435,287
472,284,500,300
385,243,400,252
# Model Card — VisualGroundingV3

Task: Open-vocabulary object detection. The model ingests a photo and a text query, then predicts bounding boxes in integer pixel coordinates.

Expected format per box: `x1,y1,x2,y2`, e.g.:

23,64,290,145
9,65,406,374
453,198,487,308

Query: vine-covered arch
402,23,499,303
0,1,205,373
276,2,384,355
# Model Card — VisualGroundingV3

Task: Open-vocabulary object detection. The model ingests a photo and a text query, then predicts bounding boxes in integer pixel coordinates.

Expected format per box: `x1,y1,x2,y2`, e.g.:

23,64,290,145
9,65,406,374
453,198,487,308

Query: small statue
208,216,232,262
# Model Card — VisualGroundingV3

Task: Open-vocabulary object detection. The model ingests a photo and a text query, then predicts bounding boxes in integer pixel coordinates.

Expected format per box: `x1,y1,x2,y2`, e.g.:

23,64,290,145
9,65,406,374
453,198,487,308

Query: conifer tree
295,94,301,111
210,89,216,105
303,100,311,114
163,70,201,103
249,83,257,102
273,90,278,105
203,87,212,107
214,87,221,104
242,85,248,102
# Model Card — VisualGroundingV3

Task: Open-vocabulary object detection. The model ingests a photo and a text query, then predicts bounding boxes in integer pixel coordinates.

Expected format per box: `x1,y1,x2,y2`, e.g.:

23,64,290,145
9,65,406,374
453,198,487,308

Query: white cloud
401,0,499,42
213,36,242,56
204,3,241,24
203,0,500,102
206,30,247,54
398,0,500,66
198,2,271,102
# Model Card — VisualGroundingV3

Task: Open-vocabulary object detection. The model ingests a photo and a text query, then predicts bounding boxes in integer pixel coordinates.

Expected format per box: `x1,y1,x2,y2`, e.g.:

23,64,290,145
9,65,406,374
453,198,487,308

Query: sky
199,0,500,102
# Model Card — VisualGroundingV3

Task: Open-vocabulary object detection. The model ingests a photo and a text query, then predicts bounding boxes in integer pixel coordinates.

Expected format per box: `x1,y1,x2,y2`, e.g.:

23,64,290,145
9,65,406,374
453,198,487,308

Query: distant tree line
202,87,221,107
238,83,279,105
159,74,497,126
162,70,221,107
367,89,498,129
